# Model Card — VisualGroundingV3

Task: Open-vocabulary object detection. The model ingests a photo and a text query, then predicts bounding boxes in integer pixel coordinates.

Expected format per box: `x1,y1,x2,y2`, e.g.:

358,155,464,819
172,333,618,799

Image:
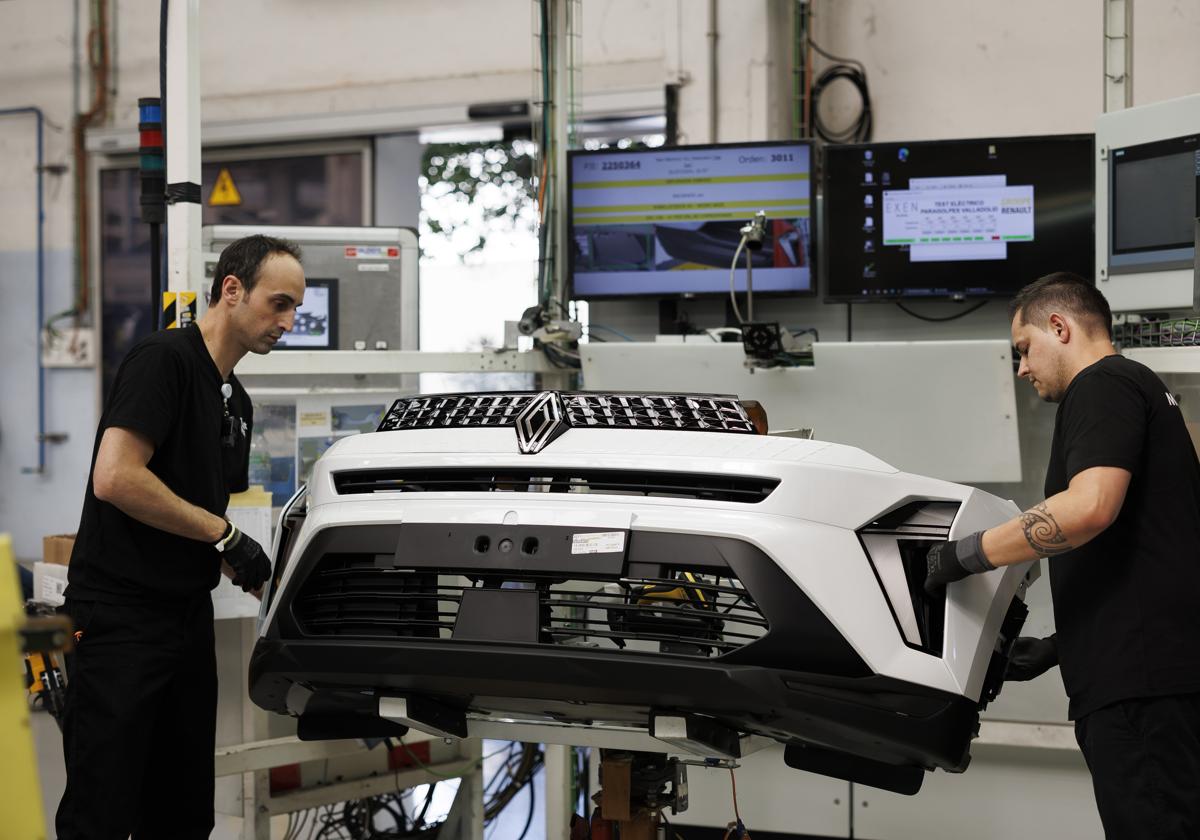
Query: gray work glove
923,531,994,596
1005,635,1058,682
215,521,271,592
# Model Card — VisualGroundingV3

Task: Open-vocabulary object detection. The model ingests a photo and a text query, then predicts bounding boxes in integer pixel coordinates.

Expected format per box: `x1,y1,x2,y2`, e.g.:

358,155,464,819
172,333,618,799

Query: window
99,144,367,397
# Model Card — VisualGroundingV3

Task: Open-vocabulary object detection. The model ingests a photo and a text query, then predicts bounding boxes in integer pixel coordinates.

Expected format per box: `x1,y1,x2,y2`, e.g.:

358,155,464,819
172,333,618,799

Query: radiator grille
560,394,756,433
378,394,535,430
332,468,778,504
291,556,768,659
376,392,757,435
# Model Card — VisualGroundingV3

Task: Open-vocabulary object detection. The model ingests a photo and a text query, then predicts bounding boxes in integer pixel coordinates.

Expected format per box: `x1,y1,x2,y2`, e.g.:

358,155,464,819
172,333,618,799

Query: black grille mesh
291,556,768,659
376,392,756,435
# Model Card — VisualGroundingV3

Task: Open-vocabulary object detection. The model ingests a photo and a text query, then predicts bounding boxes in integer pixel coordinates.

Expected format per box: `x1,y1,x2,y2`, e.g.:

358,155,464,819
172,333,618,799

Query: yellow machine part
0,533,47,839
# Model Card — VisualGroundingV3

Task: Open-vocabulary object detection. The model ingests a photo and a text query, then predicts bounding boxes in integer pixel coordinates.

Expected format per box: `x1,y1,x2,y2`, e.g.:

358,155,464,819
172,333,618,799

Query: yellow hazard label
163,291,198,329
208,168,242,206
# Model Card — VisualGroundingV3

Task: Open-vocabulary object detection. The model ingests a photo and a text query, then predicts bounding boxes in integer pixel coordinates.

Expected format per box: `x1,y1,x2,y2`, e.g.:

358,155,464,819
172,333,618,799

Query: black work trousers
56,594,217,840
1075,692,1200,840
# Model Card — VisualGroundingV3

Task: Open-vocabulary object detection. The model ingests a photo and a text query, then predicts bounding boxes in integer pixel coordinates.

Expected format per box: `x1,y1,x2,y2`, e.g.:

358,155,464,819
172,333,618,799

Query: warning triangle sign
209,168,242,207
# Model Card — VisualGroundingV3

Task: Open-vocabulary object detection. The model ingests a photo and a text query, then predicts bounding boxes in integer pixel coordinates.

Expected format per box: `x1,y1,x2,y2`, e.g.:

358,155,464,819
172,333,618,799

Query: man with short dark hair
925,271,1200,838
57,234,305,839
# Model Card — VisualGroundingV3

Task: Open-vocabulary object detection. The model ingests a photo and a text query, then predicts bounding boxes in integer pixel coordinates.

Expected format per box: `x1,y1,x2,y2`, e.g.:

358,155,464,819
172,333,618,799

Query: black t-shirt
66,325,252,603
1045,354,1200,719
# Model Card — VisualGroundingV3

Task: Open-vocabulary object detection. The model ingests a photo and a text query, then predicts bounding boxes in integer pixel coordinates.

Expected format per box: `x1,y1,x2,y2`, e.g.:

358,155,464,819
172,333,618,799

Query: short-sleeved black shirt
1045,354,1200,719
66,325,252,603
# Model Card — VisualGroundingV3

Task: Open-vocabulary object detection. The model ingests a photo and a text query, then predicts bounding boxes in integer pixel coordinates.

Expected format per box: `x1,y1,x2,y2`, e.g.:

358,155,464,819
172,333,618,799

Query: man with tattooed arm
924,272,1200,839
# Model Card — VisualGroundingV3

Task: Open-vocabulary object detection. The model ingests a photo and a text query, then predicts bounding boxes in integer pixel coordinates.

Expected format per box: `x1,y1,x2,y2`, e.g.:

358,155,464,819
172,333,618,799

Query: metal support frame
544,744,574,840
1103,0,1133,112
216,732,483,838
165,0,203,296
235,349,562,376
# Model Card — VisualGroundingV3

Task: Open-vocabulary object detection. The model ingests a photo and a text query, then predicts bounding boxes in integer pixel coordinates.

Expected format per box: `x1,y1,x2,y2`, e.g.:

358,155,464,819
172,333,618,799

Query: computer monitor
823,135,1094,302
1109,133,1199,275
568,141,815,298
275,278,338,349
1094,93,1200,312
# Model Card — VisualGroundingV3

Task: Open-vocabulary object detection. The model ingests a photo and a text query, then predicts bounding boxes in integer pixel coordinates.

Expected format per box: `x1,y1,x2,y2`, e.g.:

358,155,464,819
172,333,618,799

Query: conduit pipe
0,107,47,474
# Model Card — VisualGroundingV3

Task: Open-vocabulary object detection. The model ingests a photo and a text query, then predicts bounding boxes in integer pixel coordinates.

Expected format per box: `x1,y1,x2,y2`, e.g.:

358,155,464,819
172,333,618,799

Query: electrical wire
895,299,989,322
728,236,749,324
807,36,872,143
587,323,635,341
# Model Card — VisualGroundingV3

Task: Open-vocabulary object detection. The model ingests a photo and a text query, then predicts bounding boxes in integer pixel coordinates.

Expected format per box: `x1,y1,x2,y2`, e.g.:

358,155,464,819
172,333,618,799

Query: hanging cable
895,299,989,322
728,236,749,324
808,37,872,143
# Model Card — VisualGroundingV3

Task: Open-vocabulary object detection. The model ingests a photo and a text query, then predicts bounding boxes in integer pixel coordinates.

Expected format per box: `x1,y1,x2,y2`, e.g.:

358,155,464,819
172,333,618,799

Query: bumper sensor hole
522,537,539,556
474,536,490,553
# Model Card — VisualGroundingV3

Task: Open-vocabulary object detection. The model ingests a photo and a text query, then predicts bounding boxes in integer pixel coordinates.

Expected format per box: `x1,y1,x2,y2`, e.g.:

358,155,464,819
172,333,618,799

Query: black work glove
1004,634,1058,682
215,520,271,592
923,531,994,596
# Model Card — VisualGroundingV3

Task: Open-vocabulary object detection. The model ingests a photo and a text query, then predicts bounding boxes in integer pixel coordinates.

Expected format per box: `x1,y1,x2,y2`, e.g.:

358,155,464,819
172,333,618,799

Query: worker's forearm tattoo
1020,502,1073,556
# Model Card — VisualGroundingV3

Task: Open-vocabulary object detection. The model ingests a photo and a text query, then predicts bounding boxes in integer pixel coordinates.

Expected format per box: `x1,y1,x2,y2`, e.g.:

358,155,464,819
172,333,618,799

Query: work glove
214,520,272,592
923,531,994,596
1005,634,1058,682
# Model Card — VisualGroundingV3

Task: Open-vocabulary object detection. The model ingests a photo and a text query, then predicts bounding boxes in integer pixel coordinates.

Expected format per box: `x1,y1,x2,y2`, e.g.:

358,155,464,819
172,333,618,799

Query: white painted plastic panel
581,341,1021,483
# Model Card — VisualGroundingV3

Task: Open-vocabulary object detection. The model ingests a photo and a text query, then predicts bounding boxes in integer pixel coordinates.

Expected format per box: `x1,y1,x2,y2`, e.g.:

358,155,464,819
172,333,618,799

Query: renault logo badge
515,391,566,454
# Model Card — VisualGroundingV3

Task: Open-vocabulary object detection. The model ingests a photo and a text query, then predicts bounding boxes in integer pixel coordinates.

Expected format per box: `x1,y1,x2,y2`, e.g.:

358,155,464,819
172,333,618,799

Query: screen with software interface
824,135,1094,301
276,281,334,349
569,142,814,297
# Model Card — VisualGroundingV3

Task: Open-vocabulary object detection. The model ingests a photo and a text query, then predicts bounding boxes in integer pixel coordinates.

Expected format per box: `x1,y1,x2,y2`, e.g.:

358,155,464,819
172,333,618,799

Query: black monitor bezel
821,133,1095,303
274,277,339,350
566,139,818,300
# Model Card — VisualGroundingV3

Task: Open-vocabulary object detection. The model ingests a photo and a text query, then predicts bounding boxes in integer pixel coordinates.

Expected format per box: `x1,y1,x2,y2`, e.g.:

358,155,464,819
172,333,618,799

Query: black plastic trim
249,640,977,771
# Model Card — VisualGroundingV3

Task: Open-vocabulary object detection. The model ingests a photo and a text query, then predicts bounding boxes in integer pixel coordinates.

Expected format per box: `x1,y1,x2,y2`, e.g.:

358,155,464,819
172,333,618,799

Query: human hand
1004,635,1058,681
214,521,271,592
923,531,993,596
923,540,971,595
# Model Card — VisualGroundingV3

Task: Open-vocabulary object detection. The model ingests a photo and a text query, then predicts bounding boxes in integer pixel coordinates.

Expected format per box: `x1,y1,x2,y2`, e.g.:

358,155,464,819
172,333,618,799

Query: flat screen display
568,141,815,298
824,135,1094,301
1109,133,1200,274
276,278,337,349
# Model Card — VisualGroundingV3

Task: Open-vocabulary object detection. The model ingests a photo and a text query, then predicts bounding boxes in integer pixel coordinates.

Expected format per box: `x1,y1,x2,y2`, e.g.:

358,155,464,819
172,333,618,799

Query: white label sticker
357,263,390,272
571,531,626,555
343,245,400,259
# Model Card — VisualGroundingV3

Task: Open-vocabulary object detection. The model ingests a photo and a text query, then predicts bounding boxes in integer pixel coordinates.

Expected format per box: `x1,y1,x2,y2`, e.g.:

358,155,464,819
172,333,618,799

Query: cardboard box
42,534,76,566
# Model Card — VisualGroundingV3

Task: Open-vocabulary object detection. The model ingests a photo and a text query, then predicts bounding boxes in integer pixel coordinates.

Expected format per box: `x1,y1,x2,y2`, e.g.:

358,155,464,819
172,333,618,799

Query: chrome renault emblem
515,391,566,454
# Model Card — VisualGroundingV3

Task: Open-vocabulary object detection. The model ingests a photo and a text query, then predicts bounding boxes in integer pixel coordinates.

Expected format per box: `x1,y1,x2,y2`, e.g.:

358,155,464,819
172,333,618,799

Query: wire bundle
278,741,545,840
808,40,873,144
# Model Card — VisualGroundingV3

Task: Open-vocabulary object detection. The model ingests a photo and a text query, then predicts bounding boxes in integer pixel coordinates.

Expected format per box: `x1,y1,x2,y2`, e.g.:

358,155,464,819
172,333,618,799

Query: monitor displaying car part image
274,278,337,349
202,225,417,351
568,141,815,297
823,134,1094,301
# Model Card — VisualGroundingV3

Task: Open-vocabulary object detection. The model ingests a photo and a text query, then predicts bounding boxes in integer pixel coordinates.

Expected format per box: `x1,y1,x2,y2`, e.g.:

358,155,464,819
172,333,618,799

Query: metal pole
165,0,203,297
708,0,719,142
1,107,48,474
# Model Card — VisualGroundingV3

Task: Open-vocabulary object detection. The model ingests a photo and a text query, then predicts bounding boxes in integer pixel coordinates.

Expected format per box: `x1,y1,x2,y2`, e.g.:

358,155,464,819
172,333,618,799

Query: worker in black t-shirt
56,235,306,840
924,272,1200,839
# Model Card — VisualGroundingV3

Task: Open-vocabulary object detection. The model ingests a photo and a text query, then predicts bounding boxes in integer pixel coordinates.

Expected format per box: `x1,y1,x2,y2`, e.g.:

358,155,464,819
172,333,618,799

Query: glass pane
201,153,363,226
100,151,364,398
99,168,154,400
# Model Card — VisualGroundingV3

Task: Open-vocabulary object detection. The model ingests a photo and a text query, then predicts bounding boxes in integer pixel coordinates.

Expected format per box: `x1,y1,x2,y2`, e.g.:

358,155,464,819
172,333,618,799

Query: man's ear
220,274,244,304
1047,312,1071,344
